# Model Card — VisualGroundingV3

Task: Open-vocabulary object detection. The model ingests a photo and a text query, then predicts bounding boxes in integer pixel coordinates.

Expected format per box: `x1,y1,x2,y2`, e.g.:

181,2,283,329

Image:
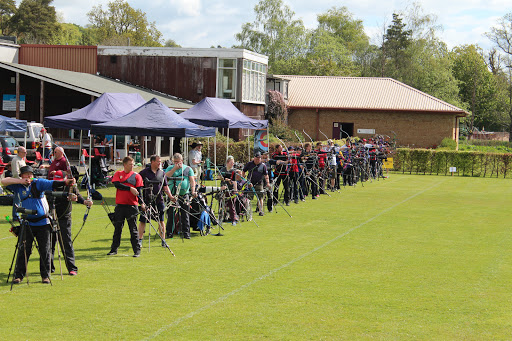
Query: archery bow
318,129,329,141
302,129,314,143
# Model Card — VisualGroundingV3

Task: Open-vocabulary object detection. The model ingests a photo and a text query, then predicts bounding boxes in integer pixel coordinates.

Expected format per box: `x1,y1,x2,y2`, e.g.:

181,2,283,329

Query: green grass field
1,174,511,340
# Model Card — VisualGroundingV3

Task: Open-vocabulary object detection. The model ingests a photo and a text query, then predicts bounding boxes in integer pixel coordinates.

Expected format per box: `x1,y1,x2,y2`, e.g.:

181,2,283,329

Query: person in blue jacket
2,165,75,284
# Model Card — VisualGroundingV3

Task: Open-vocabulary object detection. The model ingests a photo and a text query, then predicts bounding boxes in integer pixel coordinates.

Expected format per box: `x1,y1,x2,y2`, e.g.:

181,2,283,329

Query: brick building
278,75,467,148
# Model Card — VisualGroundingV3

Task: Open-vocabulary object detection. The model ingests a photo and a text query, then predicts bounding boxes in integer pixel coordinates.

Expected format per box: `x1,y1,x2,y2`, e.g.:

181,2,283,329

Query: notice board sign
2,94,25,111
383,157,394,169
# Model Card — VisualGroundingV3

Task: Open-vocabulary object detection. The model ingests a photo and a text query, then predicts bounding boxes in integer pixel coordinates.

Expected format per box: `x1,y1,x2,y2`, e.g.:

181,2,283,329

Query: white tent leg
226,127,229,161
214,128,217,186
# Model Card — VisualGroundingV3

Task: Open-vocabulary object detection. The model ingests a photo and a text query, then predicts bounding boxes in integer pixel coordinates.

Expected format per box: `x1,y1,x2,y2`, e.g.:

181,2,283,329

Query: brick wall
288,109,459,148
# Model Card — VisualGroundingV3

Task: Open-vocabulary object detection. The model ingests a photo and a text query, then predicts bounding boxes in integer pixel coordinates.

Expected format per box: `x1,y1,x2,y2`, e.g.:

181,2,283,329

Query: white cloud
169,0,201,16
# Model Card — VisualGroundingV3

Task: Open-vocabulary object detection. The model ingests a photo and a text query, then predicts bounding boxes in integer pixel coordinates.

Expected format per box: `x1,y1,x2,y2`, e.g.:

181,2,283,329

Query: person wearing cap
242,152,270,216
50,170,92,276
188,141,203,183
2,165,75,284
11,146,27,178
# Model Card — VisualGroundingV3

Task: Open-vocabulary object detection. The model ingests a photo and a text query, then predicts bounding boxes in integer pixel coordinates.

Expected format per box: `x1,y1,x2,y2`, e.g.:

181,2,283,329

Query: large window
242,60,267,103
217,58,236,100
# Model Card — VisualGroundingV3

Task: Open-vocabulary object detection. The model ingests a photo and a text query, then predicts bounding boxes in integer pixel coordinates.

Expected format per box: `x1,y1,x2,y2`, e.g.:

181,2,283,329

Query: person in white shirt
188,142,203,183
11,146,27,178
41,128,52,164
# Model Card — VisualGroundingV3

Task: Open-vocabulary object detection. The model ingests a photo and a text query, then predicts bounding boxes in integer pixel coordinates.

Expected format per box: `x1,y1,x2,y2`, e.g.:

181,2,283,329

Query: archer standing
50,170,92,276
243,152,271,216
3,166,75,284
137,155,175,247
165,153,196,239
272,144,290,206
108,156,145,257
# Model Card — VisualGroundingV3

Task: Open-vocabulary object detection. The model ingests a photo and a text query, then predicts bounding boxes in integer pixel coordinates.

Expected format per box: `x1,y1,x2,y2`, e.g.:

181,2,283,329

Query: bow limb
294,131,304,149
302,129,314,143
319,129,329,141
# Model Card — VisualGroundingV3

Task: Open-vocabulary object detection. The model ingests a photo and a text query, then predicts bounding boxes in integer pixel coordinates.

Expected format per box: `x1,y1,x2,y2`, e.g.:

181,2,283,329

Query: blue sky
47,0,508,50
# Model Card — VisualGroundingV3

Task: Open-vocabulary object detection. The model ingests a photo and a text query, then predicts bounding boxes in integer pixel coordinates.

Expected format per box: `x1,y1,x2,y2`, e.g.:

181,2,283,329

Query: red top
290,152,300,172
48,157,68,180
315,150,326,169
112,170,143,205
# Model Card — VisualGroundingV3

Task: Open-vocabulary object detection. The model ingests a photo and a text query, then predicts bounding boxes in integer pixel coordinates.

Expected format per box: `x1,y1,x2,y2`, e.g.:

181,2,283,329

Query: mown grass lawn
0,174,511,340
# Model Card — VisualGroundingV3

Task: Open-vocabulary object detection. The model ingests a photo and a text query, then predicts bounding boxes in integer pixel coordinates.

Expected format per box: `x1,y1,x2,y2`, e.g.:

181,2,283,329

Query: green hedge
393,148,512,178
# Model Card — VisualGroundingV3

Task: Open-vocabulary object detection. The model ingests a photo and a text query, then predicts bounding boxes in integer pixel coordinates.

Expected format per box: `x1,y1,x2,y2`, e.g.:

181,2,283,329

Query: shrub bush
393,148,512,178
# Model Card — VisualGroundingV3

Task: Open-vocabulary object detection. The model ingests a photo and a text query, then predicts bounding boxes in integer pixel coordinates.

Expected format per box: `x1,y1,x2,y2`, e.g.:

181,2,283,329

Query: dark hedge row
393,148,512,178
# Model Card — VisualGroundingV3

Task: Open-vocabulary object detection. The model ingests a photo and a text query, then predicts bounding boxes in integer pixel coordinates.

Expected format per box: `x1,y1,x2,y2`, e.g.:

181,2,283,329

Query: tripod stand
7,208,49,290
139,191,175,256
47,193,68,280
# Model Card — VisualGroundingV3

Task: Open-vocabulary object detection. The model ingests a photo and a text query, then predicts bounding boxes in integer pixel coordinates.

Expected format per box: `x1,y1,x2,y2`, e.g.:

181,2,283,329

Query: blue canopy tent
44,93,147,186
180,97,269,170
91,98,215,137
0,115,28,149
91,98,215,164
179,97,268,129
44,93,147,130
0,115,27,133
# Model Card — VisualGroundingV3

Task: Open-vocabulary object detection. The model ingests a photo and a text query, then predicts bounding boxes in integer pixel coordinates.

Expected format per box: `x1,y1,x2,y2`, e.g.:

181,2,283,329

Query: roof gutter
288,106,467,117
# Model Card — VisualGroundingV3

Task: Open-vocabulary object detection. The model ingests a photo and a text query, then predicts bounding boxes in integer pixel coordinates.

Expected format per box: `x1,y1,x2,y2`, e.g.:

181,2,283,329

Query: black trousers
306,172,319,198
297,171,307,200
166,195,190,238
110,204,140,253
51,212,77,273
273,174,290,204
14,224,52,280
266,185,273,212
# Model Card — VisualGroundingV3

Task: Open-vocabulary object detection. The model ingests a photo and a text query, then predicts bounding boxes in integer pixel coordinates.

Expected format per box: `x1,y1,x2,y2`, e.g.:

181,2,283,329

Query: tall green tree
451,44,508,132
303,6,369,76
486,12,512,139
87,0,162,46
0,0,16,35
234,0,308,74
9,0,60,44
382,13,412,77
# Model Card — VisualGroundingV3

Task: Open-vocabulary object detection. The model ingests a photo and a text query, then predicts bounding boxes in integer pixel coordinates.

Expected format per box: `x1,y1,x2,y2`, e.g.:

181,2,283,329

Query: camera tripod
139,188,175,257
7,209,50,290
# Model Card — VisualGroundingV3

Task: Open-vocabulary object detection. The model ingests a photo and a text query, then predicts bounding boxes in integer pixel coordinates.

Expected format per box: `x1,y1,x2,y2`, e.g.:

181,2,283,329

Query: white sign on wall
2,94,25,111
357,128,375,134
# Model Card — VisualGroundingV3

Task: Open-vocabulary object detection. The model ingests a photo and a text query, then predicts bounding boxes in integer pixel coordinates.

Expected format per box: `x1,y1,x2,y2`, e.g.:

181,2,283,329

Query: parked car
10,122,44,158
0,135,20,163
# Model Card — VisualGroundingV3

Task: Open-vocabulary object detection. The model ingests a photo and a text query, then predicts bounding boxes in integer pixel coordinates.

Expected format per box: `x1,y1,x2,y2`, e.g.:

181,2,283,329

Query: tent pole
267,127,270,156
88,133,92,189
214,128,217,187
79,130,83,173
144,136,147,165
248,129,250,162
114,135,117,167
226,127,229,161
24,131,27,149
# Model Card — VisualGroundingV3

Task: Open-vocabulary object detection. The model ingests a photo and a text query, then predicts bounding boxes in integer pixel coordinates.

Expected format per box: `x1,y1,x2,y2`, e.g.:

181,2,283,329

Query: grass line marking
145,179,445,340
